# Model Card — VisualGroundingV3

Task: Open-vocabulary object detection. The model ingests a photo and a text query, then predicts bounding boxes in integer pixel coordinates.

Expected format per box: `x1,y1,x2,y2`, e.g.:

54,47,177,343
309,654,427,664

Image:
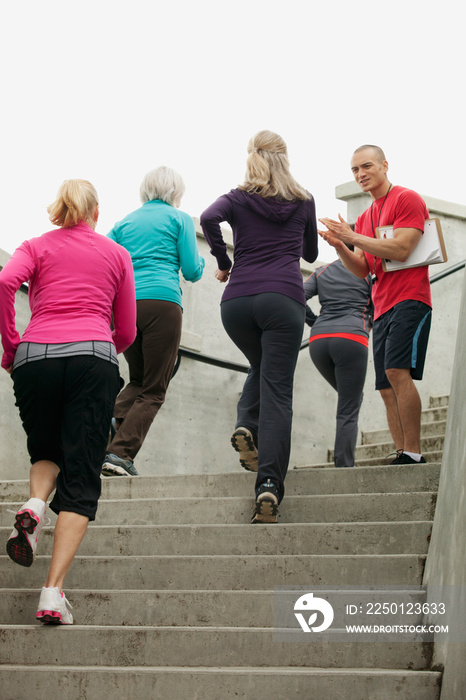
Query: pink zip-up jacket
0,222,137,370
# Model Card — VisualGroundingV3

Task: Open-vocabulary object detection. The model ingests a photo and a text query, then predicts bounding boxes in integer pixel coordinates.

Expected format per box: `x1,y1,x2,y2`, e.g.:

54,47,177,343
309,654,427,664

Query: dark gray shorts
373,300,432,390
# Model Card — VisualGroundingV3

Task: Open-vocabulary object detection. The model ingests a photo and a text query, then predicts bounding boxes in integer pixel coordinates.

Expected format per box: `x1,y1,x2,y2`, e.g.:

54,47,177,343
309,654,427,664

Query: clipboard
376,218,448,272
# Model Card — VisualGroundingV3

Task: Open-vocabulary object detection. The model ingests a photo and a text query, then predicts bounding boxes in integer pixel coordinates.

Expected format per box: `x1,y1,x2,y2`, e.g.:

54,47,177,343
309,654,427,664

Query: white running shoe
36,586,73,625
6,498,49,567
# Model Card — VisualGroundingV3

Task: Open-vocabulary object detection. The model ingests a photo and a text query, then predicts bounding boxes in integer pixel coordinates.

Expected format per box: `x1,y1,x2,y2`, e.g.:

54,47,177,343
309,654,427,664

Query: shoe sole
231,429,258,473
102,463,131,477
36,610,73,625
6,509,38,567
251,494,279,524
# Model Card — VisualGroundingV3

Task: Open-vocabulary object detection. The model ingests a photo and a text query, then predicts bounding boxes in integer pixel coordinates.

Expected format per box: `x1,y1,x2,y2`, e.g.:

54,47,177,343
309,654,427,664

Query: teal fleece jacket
108,199,205,307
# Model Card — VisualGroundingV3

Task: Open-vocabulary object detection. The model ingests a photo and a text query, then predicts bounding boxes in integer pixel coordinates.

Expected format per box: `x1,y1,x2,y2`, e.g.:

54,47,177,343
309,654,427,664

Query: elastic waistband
309,332,369,348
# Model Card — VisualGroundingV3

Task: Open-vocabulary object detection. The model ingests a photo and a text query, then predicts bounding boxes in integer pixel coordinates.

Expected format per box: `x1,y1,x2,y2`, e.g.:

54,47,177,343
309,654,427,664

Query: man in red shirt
319,145,432,464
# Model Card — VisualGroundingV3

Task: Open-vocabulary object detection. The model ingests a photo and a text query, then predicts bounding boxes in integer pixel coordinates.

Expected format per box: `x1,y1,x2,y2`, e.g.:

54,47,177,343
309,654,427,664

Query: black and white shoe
391,451,426,465
102,453,139,477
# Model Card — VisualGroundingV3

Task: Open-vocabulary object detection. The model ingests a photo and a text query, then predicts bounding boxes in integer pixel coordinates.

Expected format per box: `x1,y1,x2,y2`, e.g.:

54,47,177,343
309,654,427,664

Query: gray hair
139,166,186,208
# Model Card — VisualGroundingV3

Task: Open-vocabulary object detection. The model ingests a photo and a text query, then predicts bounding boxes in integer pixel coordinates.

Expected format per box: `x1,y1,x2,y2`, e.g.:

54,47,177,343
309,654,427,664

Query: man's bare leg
385,368,422,454
379,386,404,452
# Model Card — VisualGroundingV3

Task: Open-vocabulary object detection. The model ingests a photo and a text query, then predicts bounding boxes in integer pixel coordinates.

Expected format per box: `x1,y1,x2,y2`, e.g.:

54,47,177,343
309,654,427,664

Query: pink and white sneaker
36,586,73,625
6,498,48,567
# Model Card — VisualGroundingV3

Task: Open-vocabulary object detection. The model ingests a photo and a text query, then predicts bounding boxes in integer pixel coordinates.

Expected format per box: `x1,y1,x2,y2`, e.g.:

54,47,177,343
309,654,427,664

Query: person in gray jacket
304,257,372,468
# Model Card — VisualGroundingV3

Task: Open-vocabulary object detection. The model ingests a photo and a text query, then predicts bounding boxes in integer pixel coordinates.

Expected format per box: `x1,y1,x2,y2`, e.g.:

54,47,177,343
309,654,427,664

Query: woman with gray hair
102,166,205,476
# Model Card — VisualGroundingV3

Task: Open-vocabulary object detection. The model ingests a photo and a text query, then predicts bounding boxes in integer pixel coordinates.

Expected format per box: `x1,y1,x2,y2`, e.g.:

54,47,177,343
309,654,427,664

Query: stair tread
0,664,441,672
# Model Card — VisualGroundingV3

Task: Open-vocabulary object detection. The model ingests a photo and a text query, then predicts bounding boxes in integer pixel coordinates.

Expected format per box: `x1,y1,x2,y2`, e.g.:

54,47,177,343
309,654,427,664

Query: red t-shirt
355,186,432,320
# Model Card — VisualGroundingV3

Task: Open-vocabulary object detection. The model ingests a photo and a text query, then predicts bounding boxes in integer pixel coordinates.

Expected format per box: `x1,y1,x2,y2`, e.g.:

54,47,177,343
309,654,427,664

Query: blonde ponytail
47,179,99,228
239,130,310,201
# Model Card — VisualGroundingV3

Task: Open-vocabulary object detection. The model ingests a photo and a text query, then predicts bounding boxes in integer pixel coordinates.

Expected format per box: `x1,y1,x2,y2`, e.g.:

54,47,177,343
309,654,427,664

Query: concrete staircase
355,395,447,467
0,396,448,699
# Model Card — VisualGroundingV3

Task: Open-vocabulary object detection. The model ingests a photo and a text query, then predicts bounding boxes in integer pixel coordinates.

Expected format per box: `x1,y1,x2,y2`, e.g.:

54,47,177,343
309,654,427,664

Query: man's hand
319,214,354,246
318,214,370,279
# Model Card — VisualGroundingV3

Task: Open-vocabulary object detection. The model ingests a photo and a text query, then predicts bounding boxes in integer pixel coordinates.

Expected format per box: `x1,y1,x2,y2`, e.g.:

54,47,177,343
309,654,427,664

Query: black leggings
309,337,368,468
12,356,120,520
221,293,305,502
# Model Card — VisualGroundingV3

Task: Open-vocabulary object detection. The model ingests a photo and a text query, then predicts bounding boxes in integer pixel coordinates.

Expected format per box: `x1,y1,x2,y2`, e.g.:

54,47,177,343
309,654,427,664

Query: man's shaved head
353,145,386,163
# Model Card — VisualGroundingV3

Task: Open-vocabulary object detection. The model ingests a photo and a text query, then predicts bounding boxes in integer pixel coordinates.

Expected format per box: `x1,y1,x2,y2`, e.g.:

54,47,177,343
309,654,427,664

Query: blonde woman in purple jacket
201,131,318,523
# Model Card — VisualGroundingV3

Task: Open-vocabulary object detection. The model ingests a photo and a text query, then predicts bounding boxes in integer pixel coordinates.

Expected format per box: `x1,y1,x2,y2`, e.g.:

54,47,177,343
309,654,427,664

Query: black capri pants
12,355,120,520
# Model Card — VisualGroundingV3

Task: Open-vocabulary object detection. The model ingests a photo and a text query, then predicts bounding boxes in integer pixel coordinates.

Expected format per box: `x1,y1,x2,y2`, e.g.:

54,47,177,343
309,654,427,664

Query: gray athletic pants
309,337,368,468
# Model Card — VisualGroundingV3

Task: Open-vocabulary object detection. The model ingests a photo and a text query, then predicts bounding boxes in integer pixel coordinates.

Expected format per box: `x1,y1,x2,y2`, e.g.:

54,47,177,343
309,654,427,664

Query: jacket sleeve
177,213,205,283
111,249,137,354
303,271,318,327
200,195,233,271
0,242,36,369
302,197,319,264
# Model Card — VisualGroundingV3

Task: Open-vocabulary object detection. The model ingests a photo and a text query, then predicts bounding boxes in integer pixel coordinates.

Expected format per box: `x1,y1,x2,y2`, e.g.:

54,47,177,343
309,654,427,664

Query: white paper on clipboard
376,218,448,272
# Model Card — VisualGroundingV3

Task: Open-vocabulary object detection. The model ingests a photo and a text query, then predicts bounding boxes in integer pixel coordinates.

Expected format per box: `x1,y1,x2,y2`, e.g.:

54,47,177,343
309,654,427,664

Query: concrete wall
423,266,466,698
0,185,465,479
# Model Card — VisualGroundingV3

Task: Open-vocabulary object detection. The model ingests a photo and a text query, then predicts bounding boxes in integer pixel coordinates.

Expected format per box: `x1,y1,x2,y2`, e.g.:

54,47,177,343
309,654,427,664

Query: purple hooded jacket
200,188,318,305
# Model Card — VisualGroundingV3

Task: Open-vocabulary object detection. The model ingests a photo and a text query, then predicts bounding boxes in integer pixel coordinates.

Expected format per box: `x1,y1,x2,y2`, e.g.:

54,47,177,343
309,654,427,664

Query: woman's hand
4,365,13,375
215,268,230,283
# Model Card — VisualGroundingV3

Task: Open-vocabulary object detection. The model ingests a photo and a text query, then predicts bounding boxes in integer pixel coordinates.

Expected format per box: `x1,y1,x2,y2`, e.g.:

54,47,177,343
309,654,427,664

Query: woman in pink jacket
0,179,136,625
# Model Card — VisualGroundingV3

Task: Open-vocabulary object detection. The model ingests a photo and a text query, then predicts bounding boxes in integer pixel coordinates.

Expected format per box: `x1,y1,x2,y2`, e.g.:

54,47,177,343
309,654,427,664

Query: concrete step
296,454,444,468
0,492,437,526
422,404,448,421
361,420,447,446
356,436,444,460
0,666,442,700
352,451,443,468
428,395,449,408
0,587,428,627
0,626,434,670
0,553,426,589
0,462,442,501
290,462,440,480
361,407,448,445
0,521,433,557
336,436,445,462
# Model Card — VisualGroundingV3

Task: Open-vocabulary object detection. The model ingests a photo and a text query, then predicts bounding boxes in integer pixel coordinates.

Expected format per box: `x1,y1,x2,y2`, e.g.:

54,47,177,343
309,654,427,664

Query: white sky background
1,0,464,263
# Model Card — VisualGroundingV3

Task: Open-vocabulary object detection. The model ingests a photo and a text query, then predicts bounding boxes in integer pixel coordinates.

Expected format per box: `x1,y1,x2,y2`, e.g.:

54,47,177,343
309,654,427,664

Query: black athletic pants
221,293,305,503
